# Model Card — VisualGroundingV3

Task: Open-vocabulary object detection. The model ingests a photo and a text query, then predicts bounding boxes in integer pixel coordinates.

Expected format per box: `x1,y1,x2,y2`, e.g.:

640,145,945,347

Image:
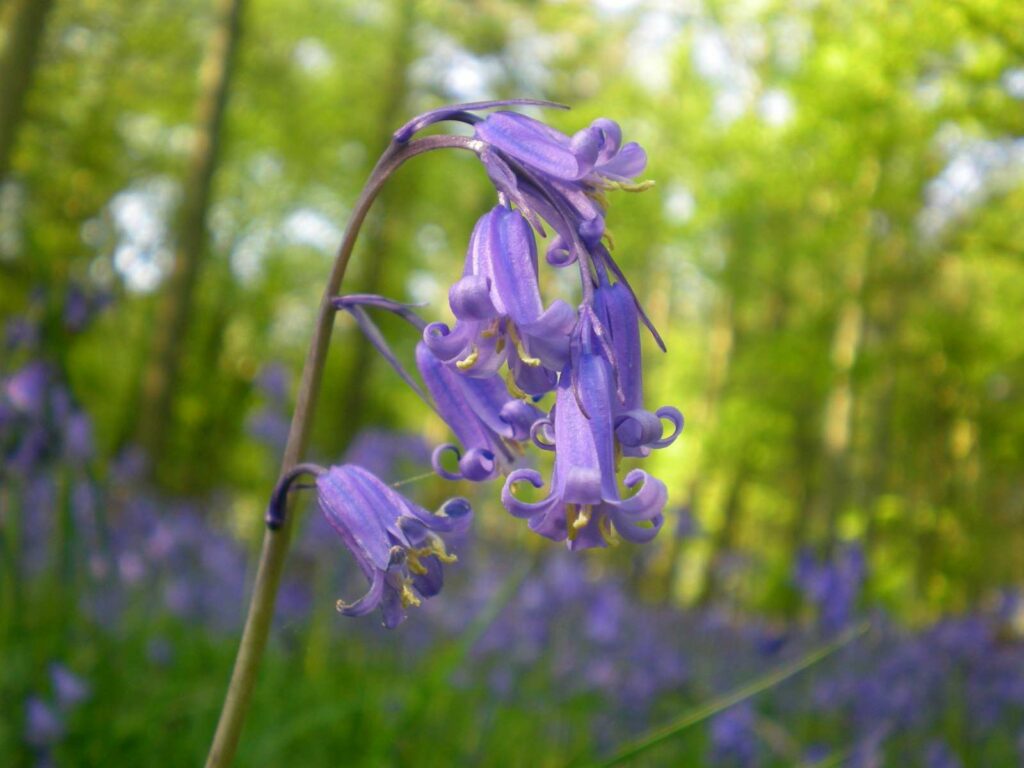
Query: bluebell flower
49,664,90,711
501,343,667,550
25,696,63,748
63,282,110,333
924,740,963,768
416,340,542,481
4,315,39,351
3,361,50,417
267,463,472,628
593,274,683,457
423,204,575,395
709,702,759,768
795,545,866,632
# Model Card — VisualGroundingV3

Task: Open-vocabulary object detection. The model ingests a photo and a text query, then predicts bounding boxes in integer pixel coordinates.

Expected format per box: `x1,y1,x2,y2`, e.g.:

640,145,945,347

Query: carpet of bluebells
3,305,1024,767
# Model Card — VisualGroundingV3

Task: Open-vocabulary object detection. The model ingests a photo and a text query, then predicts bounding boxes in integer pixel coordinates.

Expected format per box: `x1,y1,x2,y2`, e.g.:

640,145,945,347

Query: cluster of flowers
274,101,683,628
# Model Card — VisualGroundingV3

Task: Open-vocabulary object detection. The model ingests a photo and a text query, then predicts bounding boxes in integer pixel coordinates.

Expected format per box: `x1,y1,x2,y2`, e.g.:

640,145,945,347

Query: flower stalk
203,133,478,768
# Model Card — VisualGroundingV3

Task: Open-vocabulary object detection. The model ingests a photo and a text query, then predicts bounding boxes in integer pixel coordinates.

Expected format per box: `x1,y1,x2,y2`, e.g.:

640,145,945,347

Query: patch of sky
282,208,342,253
108,179,177,293
292,38,333,76
919,132,1024,239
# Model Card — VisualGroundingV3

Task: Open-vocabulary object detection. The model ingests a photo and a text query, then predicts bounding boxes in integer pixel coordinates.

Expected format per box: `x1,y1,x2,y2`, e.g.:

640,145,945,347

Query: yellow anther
599,516,620,546
433,549,458,564
573,505,593,531
400,581,422,609
456,347,479,370
516,344,541,367
508,324,541,367
424,535,458,564
602,229,616,252
505,371,528,400
406,550,429,575
567,504,593,540
609,179,656,193
588,189,610,209
406,536,458,575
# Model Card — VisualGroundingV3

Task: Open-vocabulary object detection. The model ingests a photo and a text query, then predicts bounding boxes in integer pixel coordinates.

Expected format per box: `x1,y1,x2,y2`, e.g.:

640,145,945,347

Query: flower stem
204,133,480,768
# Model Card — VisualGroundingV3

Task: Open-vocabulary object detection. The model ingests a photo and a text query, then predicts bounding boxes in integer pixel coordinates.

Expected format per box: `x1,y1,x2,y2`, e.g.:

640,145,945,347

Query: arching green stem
204,133,481,768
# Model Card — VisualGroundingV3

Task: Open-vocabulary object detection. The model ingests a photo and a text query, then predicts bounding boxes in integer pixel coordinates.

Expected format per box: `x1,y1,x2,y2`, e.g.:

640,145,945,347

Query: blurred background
2,0,1023,765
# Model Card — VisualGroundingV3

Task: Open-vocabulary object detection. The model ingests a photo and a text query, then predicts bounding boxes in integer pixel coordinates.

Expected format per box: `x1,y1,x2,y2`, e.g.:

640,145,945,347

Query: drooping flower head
267,463,471,628
325,101,683,555
423,204,575,396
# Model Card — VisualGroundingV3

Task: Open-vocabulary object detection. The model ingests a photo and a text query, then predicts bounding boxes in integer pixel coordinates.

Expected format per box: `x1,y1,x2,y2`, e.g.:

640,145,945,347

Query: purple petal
595,280,643,410
317,466,394,571
398,497,473,536
615,409,663,448
651,406,684,448
422,321,475,363
556,354,619,503
477,111,596,180
379,583,406,628
509,353,558,397
530,417,556,451
416,343,504,464
437,497,473,535
590,118,623,163
337,564,387,617
613,469,667,522
597,141,648,180
449,275,498,320
519,299,575,370
502,468,558,520
545,235,576,267
566,513,609,551
431,444,465,482
500,399,544,441
597,247,666,352
458,372,528,438
459,447,498,482
411,555,444,597
485,206,545,324
612,511,664,544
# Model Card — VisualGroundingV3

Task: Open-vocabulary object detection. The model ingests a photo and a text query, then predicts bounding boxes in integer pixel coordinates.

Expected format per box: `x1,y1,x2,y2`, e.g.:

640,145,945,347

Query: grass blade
588,621,871,767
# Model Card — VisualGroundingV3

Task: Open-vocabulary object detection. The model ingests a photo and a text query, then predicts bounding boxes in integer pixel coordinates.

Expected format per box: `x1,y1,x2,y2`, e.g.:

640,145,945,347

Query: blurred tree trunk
181,257,239,492
333,0,416,451
697,464,748,606
814,160,880,552
818,265,865,549
684,296,736,603
0,0,56,186
136,0,243,466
